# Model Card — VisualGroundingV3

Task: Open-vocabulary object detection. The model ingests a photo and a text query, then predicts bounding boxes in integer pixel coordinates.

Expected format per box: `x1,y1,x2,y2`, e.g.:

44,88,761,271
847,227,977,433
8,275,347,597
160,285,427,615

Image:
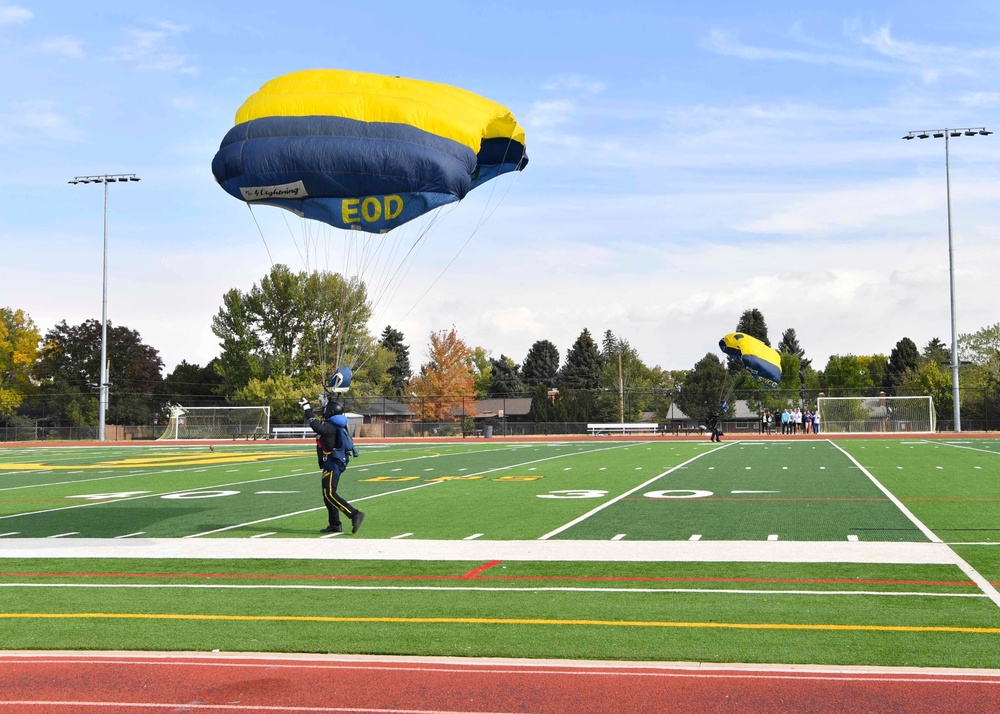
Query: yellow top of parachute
235,69,526,154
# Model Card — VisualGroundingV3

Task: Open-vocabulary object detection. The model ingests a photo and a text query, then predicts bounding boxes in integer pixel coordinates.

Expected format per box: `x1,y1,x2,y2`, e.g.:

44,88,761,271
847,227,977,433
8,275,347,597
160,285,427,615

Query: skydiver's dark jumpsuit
707,412,722,442
305,408,360,529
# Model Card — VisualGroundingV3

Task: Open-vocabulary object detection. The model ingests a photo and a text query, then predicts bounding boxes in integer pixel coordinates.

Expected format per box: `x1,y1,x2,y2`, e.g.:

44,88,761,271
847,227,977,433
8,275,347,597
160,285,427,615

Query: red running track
1,653,1000,713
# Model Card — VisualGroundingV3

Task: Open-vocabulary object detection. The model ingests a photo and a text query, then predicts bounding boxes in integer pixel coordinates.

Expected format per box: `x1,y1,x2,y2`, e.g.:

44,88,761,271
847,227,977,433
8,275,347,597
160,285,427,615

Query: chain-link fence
3,386,996,442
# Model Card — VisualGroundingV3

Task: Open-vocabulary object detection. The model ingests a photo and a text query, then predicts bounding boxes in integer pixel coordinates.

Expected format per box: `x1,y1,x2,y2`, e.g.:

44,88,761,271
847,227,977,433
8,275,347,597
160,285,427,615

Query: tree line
3,269,999,429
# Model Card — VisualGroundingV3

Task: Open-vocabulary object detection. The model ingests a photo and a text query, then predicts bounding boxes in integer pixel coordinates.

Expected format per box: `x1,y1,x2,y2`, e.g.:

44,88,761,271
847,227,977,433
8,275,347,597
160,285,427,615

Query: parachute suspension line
472,136,524,234
281,211,308,273
247,204,275,268
399,172,519,323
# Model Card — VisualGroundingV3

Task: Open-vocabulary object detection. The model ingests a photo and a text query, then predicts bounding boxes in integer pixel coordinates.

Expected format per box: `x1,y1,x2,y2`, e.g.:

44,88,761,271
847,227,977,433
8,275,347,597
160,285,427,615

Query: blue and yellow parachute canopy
212,69,527,233
719,332,782,388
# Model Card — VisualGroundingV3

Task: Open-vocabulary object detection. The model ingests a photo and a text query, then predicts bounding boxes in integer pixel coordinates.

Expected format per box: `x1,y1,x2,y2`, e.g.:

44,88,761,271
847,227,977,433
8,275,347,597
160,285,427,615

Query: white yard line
537,442,731,540
937,441,1000,457
829,440,1000,609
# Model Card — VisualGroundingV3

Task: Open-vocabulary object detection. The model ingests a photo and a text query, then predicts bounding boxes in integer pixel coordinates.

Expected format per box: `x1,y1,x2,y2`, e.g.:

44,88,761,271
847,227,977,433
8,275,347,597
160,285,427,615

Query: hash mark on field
391,533,414,539
0,532,19,538
612,534,626,541
47,532,79,539
320,532,342,539
689,534,702,541
114,532,145,539
768,534,779,541
464,533,483,540
848,535,859,542
250,532,275,539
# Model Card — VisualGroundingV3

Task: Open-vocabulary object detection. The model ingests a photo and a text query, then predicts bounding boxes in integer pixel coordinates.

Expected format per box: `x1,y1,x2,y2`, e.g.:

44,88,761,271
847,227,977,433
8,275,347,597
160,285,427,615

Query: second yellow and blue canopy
719,332,782,388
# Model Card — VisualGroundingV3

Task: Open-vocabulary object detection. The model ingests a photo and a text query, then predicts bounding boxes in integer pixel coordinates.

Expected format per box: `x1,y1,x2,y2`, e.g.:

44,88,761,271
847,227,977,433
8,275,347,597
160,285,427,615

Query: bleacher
587,423,660,436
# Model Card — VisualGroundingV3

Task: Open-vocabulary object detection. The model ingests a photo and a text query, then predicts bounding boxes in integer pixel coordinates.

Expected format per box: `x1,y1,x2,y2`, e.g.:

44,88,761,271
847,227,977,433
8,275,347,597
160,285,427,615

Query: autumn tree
409,328,477,421
0,308,41,417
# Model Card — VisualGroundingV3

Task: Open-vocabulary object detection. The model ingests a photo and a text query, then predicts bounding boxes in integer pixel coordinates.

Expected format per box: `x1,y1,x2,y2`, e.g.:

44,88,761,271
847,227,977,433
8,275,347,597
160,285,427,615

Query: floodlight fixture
67,172,141,442
903,126,989,432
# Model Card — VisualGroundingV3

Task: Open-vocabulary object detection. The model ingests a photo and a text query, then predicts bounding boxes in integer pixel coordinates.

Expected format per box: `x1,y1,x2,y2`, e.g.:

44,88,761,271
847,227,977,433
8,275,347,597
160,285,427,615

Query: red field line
0,653,998,713
3,570,993,587
460,559,503,578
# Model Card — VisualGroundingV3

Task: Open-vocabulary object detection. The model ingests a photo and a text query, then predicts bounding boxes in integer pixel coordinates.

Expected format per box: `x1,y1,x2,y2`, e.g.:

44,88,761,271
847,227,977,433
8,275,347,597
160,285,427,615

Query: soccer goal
816,396,936,434
159,405,271,440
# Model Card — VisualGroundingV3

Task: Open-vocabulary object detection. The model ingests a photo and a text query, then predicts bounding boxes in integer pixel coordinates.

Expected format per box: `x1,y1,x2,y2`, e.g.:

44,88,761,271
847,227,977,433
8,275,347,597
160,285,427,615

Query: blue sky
2,1,1000,375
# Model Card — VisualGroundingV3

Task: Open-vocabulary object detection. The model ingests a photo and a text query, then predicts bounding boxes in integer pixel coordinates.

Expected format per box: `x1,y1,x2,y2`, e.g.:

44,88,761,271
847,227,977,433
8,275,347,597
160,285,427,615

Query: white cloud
541,74,606,95
0,100,84,143
0,3,31,26
37,35,85,59
703,28,898,74
106,19,198,75
705,23,1000,85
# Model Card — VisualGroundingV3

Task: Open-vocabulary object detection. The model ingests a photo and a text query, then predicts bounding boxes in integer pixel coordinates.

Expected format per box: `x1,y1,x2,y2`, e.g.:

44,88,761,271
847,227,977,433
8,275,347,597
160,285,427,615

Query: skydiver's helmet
323,400,345,419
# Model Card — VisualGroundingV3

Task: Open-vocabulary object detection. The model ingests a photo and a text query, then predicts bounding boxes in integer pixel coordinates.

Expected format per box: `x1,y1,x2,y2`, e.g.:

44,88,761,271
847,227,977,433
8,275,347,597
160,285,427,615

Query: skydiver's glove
351,448,359,458
298,396,311,412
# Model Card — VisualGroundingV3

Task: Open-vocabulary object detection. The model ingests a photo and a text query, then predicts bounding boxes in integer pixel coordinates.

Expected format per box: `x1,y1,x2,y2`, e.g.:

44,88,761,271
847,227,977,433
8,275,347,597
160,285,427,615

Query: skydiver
299,396,364,534
706,411,722,442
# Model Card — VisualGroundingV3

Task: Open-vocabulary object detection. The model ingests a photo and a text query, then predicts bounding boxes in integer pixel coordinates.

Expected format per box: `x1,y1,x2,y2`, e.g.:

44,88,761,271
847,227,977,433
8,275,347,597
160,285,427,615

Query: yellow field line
2,612,999,634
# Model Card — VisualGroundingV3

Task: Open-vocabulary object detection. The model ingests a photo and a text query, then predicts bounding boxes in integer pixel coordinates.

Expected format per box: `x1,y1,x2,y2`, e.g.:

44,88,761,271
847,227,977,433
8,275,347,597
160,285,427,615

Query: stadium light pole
902,127,990,433
67,174,141,442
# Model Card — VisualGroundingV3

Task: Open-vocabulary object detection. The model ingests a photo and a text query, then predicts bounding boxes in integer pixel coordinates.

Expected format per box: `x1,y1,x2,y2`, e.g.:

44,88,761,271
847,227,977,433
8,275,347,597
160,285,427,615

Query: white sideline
0,538,960,564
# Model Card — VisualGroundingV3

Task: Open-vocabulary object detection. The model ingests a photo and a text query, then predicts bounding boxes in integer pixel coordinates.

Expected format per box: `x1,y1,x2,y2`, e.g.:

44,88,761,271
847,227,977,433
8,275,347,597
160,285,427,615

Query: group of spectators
760,408,821,435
